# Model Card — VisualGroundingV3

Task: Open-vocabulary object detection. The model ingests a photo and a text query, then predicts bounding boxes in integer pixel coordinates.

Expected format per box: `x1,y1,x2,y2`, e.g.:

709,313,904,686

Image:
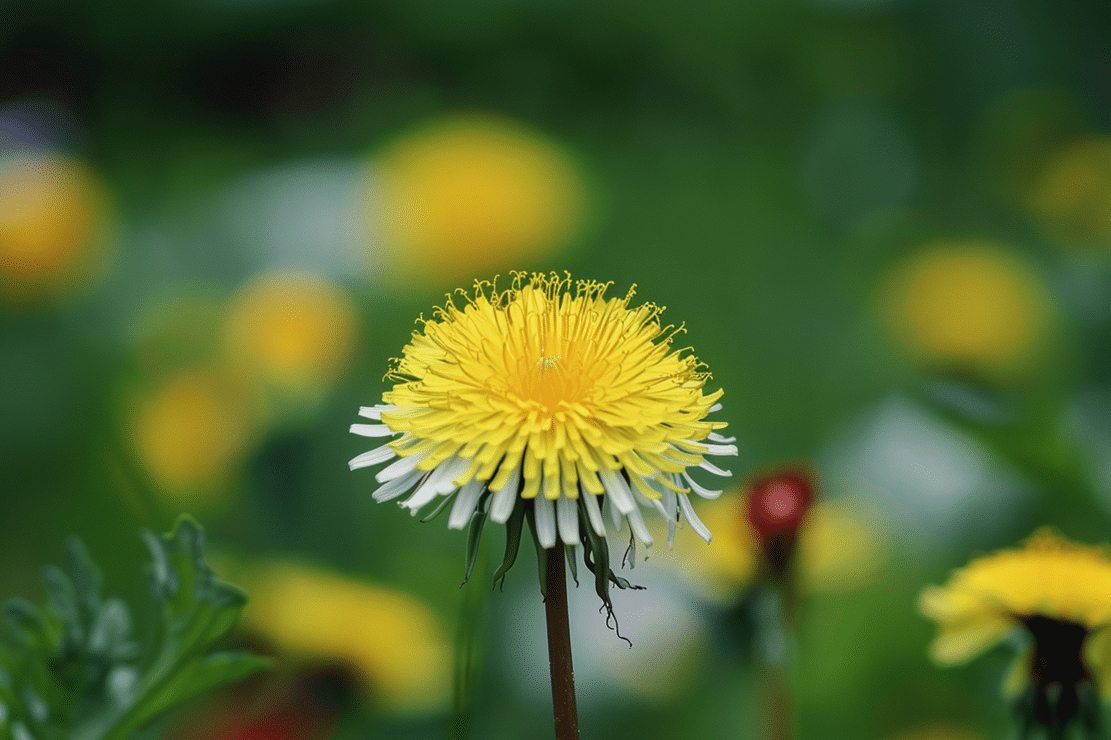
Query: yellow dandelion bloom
880,242,1053,372
919,528,1111,693
1027,136,1111,248
238,561,451,712
371,113,586,283
349,272,736,549
222,271,358,398
130,369,252,504
0,153,113,301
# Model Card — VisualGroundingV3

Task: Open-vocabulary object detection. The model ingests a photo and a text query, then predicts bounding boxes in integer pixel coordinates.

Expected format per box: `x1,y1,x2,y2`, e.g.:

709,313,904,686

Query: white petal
625,504,653,547
534,496,557,549
581,490,606,537
372,468,424,503
401,457,466,513
708,432,737,444
632,475,669,519
350,423,398,437
662,483,678,548
489,480,518,524
557,495,579,545
433,456,468,495
375,449,431,484
678,494,712,543
348,445,396,470
401,463,454,514
358,404,396,420
709,403,723,413
701,443,739,457
682,471,722,499
602,493,623,533
448,478,486,530
698,459,733,477
598,469,636,514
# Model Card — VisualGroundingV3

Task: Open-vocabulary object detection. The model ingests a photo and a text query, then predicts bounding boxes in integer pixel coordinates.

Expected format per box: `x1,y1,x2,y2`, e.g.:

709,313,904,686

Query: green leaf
0,515,266,740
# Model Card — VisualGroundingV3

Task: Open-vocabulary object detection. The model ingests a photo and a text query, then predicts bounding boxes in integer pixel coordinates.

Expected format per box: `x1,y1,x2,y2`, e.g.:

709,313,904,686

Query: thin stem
543,546,580,740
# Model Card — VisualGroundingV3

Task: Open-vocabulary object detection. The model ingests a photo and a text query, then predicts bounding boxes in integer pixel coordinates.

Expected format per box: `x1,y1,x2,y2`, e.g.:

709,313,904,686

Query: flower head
349,272,736,555
919,529,1111,730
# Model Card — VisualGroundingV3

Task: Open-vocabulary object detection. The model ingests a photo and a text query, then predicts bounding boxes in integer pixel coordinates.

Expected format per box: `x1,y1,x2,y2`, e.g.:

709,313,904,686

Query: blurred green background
2,1,1110,738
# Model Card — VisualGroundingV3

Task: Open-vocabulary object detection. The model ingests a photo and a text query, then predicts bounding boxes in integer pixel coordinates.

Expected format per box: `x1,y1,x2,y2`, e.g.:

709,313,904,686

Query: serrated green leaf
2,601,50,651
140,531,176,603
40,566,80,646
87,600,134,662
64,539,102,623
0,515,265,740
124,651,271,731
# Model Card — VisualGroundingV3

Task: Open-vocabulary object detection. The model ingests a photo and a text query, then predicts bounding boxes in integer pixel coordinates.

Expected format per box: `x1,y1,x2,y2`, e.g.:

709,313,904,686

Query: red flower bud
744,470,815,576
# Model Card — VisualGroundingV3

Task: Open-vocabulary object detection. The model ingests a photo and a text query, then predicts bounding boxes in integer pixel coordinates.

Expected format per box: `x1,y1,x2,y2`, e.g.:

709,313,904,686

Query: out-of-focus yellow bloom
1028,136,1111,249
0,153,112,301
797,501,888,593
880,243,1053,373
236,561,451,713
129,368,252,507
920,529,1111,705
222,271,358,403
370,114,586,283
668,494,888,604
888,723,983,740
919,529,1111,666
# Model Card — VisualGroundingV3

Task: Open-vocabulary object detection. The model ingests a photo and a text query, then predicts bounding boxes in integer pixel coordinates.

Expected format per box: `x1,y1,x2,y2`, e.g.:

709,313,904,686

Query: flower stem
544,546,580,740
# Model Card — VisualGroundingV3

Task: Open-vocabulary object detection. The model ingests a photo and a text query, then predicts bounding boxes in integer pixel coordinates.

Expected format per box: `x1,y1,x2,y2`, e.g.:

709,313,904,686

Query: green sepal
461,487,492,586
564,544,578,588
491,498,527,591
523,502,548,600
419,491,458,523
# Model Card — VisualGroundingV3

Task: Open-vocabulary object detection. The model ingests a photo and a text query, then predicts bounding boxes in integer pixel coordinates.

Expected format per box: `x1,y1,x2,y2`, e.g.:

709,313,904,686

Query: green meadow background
1,1,1109,738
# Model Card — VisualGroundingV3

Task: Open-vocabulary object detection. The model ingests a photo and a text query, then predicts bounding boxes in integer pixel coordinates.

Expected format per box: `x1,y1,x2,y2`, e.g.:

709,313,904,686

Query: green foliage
0,516,269,740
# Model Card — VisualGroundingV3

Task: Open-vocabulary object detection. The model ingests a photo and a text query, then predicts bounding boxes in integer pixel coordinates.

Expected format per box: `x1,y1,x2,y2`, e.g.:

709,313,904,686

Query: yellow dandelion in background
370,113,586,284
0,152,113,302
349,272,736,552
920,529,1111,734
222,271,358,402
667,495,888,605
130,368,253,507
235,561,451,713
1027,136,1111,249
919,528,1111,667
880,242,1054,373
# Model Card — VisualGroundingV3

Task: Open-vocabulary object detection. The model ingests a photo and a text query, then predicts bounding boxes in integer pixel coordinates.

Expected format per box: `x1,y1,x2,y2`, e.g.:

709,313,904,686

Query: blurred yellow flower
370,113,586,283
1027,136,1111,249
0,153,113,301
880,243,1054,373
920,528,1111,712
668,494,888,604
919,529,1111,664
222,271,358,403
129,368,252,507
236,560,451,713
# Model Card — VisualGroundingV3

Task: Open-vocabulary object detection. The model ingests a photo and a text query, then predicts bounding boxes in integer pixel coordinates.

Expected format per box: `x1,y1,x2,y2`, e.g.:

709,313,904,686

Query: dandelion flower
349,272,736,553
919,528,1111,732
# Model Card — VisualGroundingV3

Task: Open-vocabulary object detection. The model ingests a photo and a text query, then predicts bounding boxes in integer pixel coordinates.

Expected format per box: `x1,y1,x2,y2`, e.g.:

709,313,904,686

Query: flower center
510,335,598,410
